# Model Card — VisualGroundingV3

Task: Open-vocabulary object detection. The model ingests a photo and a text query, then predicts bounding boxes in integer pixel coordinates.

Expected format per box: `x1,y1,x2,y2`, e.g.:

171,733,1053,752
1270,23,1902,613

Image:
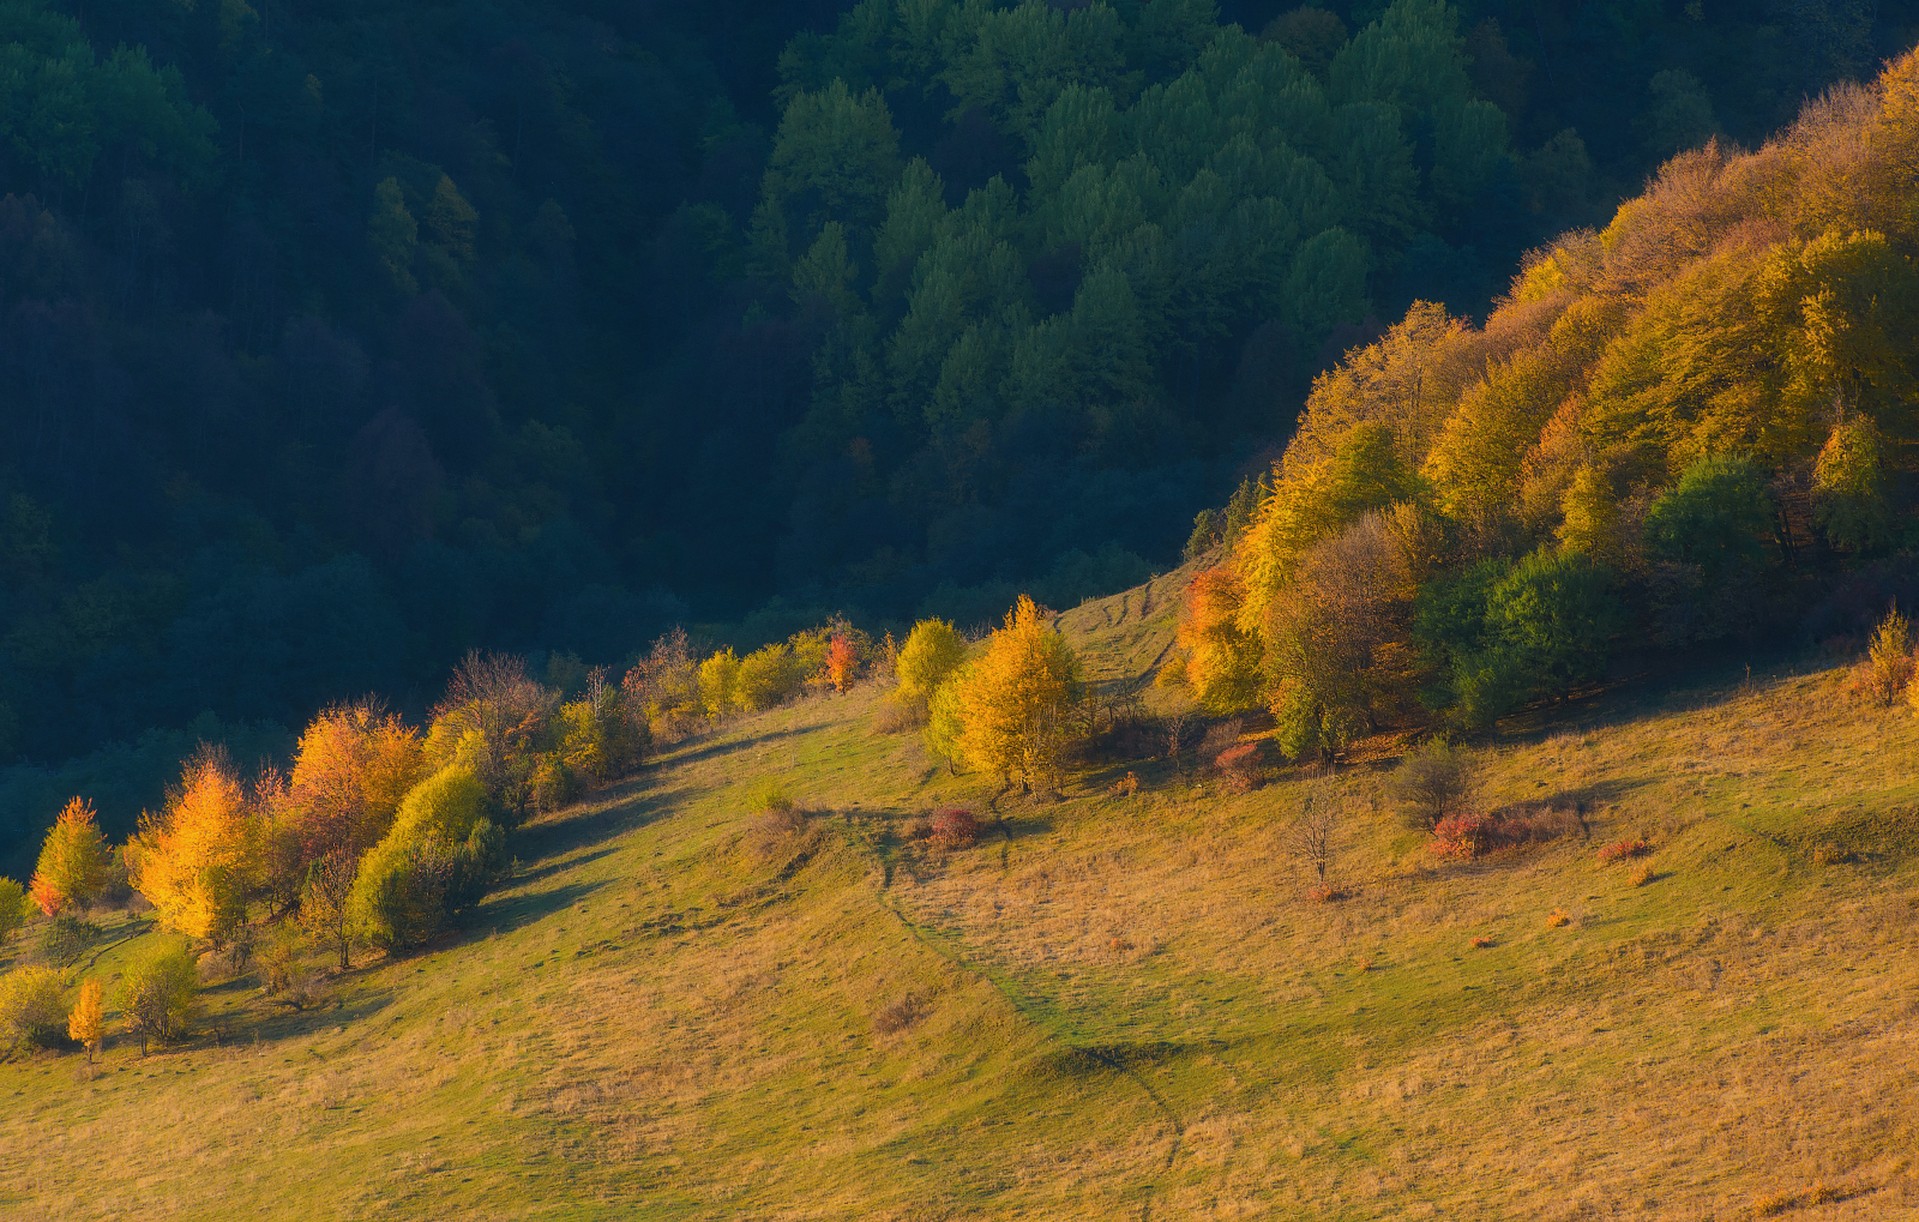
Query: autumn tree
0,878,26,948
29,797,110,916
426,652,557,820
698,648,743,721
127,753,256,945
893,618,969,720
824,633,860,694
349,765,500,951
278,703,425,880
68,978,103,1062
952,596,1083,795
299,851,358,971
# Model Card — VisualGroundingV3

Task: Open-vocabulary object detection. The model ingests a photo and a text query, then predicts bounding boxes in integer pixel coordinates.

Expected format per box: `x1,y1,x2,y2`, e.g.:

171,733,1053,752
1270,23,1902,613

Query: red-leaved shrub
1214,742,1269,793
1430,812,1495,860
1596,838,1651,865
929,807,980,849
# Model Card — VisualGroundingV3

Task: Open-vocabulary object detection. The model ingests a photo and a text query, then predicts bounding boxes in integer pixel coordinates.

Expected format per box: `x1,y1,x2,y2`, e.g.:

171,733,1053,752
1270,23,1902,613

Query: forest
2,0,1917,856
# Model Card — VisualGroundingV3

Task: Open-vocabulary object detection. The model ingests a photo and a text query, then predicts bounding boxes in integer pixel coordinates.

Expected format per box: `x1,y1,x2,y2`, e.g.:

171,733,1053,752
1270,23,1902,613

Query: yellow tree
29,798,110,916
283,703,424,868
127,755,256,944
953,596,1082,794
893,618,968,718
68,978,103,1062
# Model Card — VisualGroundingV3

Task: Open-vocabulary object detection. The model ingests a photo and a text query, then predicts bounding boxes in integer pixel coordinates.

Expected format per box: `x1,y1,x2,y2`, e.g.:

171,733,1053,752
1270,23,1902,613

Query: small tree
698,648,743,721
894,619,968,720
824,633,860,694
117,941,200,1054
1388,737,1472,829
1286,784,1341,898
29,797,110,916
126,753,256,945
952,596,1083,795
1857,606,1915,707
300,851,358,971
68,978,103,1062
0,966,67,1050
0,877,27,949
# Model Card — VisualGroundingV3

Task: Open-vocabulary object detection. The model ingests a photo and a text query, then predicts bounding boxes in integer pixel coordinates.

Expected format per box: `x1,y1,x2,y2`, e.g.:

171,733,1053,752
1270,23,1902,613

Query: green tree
116,940,200,1054
894,619,969,719
0,878,27,949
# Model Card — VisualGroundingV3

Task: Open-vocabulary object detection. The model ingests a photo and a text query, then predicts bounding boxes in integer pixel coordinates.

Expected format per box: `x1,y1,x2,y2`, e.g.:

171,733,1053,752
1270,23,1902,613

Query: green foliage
0,877,25,948
1643,455,1776,643
115,939,199,1051
348,766,499,951
1416,550,1619,728
1813,418,1892,552
0,965,67,1050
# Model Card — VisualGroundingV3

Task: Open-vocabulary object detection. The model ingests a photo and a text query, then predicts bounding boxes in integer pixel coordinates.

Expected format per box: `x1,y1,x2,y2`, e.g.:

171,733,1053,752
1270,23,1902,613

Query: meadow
3,580,1916,1219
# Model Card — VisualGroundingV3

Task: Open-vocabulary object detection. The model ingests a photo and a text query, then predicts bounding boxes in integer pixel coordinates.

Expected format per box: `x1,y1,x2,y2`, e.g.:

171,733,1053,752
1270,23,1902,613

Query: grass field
4,582,1918,1219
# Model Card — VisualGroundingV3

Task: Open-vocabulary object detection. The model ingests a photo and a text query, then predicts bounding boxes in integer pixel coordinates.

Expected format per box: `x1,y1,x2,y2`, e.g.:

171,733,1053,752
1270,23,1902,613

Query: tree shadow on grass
658,724,815,769
512,777,693,868
220,988,397,1049
471,878,610,939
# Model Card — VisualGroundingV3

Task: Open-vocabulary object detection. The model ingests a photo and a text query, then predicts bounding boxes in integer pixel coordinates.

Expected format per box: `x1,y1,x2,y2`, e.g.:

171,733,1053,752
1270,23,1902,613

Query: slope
3,589,1918,1218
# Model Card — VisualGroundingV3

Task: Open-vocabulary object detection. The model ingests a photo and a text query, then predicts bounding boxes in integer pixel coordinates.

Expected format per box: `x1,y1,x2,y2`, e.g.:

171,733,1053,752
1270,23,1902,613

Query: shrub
530,756,581,815
750,806,809,857
1630,863,1657,886
349,764,500,951
823,634,861,694
872,994,927,1034
1596,838,1652,865
1389,738,1471,829
751,783,796,816
1430,811,1495,860
1112,771,1141,798
0,966,67,1050
1214,741,1270,793
116,940,200,1054
0,877,26,948
697,648,743,720
1470,934,1496,949
929,808,981,849
1546,907,1572,928
1853,606,1915,706
738,642,804,712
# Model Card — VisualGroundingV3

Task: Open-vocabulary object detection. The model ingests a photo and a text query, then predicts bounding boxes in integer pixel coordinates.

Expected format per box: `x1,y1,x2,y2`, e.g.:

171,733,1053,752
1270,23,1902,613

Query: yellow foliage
29,797,110,917
67,978,103,1061
285,704,425,862
1175,567,1264,713
951,596,1082,792
128,756,255,942
894,619,969,716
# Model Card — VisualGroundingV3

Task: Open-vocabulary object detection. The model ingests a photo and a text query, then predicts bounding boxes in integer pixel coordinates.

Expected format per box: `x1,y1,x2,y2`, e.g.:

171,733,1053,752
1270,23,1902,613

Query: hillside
4,592,1916,1219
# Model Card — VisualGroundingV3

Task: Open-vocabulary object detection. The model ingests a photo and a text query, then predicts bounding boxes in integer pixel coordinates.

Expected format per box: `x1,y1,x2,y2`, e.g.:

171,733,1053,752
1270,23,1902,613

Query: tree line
1171,48,1919,758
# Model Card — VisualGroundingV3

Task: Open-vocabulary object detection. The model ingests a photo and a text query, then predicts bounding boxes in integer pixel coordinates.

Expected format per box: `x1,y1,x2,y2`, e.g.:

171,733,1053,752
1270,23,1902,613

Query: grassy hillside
4,583,1918,1219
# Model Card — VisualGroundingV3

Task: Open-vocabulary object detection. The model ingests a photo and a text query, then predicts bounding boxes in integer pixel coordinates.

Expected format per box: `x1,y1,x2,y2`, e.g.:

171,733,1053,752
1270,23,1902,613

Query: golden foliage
127,755,255,942
29,797,110,917
951,596,1082,792
284,703,426,865
67,978,103,1061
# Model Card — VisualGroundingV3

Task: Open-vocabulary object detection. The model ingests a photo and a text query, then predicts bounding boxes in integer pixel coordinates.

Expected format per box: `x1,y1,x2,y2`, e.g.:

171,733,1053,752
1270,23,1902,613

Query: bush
530,756,581,814
349,764,501,950
929,808,980,849
1546,907,1572,928
0,966,68,1051
872,994,927,1034
1853,607,1915,706
1214,741,1272,792
116,940,199,1053
1596,838,1652,865
1430,811,1495,860
738,642,804,712
1389,738,1472,829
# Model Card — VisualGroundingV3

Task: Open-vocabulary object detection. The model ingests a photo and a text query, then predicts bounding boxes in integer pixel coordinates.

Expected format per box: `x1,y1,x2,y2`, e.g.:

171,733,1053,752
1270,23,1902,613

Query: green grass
4,592,1918,1218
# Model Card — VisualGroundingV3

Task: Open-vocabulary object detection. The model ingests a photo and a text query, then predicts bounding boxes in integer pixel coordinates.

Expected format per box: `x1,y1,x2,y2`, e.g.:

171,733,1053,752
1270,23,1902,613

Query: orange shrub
1596,838,1652,865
